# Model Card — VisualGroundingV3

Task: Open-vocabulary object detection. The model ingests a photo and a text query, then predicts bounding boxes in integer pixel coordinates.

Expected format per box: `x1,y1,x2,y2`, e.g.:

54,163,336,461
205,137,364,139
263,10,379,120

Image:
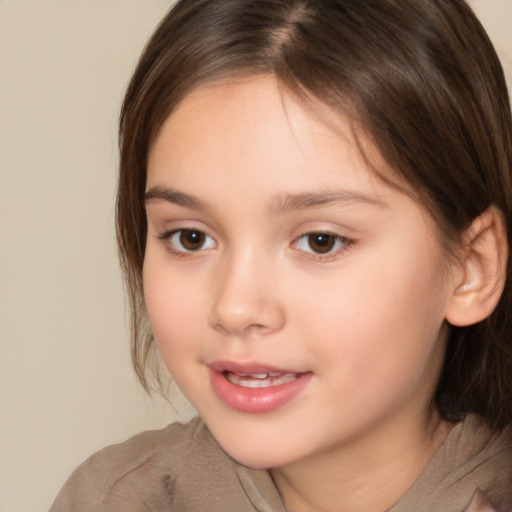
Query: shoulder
50,416,285,511
49,416,214,511
391,415,512,512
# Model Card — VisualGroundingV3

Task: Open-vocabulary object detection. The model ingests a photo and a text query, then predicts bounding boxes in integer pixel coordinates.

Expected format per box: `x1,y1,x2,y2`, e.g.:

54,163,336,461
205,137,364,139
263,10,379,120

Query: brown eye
167,229,216,253
295,232,349,256
307,233,336,254
180,230,205,251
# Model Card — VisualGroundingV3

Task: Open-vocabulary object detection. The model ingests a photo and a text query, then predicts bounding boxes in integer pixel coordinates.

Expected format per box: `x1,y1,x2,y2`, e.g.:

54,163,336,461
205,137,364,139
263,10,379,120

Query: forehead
148,75,395,192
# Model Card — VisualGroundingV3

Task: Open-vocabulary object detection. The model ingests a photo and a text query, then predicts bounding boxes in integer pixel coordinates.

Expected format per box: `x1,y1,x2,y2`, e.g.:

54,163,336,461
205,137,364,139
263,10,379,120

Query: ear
445,207,508,327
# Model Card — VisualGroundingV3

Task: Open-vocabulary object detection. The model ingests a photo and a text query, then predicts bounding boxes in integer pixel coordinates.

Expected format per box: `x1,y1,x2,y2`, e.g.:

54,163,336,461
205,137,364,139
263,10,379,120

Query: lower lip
209,369,312,414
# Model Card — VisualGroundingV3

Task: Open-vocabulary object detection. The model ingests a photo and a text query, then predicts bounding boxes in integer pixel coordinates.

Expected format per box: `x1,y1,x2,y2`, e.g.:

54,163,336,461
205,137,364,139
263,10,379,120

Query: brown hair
117,0,512,429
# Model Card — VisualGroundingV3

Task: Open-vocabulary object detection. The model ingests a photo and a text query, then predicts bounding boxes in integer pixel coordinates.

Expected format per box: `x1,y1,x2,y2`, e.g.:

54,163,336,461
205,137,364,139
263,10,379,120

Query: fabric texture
49,415,511,512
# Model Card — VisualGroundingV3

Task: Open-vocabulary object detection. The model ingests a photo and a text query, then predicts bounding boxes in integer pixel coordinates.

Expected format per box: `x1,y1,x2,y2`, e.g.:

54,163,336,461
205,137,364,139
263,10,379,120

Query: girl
50,0,512,510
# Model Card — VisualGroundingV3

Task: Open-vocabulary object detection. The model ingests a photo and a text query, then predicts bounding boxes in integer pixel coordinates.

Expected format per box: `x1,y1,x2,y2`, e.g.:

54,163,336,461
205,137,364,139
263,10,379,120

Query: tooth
225,371,300,388
245,379,267,388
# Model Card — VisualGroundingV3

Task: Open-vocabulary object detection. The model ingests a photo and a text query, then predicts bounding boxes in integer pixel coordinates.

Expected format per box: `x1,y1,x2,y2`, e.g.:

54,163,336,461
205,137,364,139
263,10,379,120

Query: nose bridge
208,243,285,336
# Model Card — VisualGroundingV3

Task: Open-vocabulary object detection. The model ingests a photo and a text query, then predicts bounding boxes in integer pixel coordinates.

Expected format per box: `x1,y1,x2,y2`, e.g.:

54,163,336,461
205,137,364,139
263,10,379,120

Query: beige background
0,1,511,510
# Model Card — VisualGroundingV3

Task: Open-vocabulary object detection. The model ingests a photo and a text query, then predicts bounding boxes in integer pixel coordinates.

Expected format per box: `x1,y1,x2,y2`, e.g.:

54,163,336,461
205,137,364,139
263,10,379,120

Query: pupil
180,230,205,250
309,233,334,254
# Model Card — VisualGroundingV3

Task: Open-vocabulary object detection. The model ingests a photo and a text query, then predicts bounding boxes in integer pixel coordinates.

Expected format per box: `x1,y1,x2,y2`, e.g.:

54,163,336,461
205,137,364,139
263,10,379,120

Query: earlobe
445,207,508,327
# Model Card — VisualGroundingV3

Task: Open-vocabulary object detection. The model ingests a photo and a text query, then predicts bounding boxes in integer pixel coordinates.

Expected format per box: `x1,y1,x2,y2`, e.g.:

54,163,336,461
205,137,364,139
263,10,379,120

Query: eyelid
291,230,354,261
156,227,217,255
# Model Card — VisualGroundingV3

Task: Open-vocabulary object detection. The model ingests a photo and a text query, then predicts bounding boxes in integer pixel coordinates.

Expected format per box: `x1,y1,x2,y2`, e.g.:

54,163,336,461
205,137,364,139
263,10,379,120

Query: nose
208,249,286,337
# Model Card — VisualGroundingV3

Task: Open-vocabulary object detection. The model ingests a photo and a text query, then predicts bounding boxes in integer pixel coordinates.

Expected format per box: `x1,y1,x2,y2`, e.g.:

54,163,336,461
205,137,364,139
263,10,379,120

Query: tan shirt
49,415,511,511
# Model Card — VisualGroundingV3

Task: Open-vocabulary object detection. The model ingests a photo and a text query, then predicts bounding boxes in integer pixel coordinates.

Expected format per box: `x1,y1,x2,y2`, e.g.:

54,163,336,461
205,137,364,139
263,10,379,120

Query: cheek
293,244,448,376
142,256,204,364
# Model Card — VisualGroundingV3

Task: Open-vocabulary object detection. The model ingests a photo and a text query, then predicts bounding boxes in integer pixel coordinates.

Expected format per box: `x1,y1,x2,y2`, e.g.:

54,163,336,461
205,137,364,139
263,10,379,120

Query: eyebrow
145,186,208,210
268,191,388,212
144,186,388,212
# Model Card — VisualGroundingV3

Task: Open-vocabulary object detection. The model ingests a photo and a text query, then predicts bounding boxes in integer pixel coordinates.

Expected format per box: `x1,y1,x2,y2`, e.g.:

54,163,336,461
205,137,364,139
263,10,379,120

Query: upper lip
207,360,302,375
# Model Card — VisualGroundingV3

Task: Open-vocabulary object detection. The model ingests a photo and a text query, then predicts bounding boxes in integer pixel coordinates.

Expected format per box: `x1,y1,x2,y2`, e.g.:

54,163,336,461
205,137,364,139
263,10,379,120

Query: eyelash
157,229,216,257
292,232,353,262
156,229,353,261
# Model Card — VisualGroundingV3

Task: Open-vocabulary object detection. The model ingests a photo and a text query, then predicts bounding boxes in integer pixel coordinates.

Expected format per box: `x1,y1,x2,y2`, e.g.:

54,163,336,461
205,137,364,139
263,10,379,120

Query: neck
271,410,452,512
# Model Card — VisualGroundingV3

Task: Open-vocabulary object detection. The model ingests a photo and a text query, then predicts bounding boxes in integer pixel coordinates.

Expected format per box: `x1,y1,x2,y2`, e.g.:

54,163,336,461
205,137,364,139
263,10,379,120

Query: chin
224,445,287,470
210,429,297,469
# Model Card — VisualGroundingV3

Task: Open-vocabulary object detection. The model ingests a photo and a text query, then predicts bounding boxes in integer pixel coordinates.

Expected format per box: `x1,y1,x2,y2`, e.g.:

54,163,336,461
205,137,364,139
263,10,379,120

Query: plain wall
0,2,196,511
0,1,511,510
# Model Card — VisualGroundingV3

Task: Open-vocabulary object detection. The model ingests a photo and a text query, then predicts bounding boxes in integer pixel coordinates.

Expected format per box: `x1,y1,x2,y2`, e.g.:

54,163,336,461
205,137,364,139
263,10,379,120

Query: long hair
117,0,512,429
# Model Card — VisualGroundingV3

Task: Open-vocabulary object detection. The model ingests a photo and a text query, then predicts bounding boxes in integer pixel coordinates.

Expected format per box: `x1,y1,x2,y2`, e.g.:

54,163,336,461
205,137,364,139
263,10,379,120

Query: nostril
208,266,286,335
211,320,268,336
212,323,231,335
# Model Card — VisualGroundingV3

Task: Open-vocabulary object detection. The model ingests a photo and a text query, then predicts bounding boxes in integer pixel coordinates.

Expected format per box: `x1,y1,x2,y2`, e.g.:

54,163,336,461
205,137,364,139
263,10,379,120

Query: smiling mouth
209,364,313,413
223,371,300,388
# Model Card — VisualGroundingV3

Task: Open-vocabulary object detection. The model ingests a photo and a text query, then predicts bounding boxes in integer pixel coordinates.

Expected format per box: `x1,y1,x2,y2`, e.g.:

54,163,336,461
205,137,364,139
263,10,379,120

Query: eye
161,229,216,253
295,232,349,255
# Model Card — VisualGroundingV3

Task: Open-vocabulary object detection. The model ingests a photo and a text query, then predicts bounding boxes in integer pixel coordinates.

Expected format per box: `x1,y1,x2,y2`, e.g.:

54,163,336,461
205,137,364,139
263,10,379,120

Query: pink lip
207,360,312,414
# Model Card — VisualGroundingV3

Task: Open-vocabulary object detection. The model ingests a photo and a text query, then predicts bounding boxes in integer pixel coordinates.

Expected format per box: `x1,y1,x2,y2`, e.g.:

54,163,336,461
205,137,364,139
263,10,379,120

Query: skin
143,76,458,512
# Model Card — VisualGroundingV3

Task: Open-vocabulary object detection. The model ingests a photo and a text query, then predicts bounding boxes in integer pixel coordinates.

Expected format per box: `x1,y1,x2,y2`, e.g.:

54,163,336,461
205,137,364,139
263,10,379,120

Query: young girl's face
143,76,458,470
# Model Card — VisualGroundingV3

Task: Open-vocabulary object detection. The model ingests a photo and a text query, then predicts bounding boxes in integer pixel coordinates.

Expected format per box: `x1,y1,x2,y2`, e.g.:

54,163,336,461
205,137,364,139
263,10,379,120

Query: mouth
223,371,300,388
207,361,312,413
